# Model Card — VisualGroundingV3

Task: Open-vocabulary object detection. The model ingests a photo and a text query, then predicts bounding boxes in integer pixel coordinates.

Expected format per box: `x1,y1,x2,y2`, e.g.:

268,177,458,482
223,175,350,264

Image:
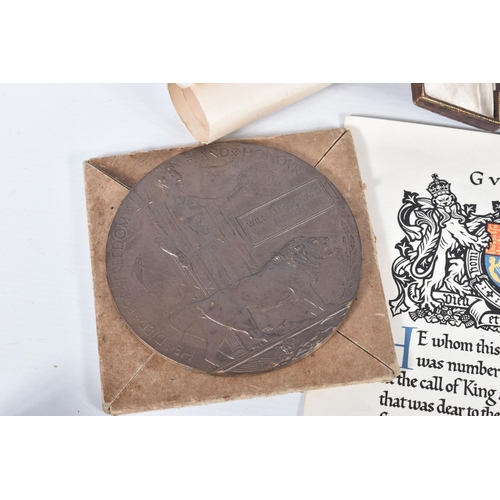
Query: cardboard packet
84,128,398,415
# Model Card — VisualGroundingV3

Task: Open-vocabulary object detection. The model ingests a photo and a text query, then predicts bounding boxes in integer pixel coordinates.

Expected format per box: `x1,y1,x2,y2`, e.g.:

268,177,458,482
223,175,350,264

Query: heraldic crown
427,173,451,197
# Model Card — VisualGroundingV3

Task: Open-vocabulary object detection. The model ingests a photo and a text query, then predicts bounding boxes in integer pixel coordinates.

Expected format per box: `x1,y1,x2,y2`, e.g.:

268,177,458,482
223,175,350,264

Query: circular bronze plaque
106,142,361,374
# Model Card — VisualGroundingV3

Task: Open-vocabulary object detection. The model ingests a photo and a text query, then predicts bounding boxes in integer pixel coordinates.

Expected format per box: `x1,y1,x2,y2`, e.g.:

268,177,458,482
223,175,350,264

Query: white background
2,83,498,416
1,1,499,493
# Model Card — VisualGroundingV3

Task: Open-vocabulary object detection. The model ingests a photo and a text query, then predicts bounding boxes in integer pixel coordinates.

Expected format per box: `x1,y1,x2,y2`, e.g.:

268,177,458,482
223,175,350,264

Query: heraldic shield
484,223,500,291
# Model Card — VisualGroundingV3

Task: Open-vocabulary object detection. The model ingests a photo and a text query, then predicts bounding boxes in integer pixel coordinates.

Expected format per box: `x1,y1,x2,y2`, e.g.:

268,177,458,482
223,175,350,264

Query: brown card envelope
84,128,399,415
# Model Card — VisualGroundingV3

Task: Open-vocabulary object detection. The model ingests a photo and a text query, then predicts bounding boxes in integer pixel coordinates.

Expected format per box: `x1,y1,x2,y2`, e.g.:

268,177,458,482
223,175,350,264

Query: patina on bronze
106,142,362,375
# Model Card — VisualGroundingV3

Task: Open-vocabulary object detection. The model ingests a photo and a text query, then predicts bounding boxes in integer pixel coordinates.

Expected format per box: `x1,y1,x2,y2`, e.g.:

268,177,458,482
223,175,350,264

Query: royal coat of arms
390,174,500,331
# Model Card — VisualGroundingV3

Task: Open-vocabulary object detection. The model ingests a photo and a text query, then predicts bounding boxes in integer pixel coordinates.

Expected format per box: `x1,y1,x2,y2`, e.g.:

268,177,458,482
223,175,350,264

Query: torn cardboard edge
84,128,398,415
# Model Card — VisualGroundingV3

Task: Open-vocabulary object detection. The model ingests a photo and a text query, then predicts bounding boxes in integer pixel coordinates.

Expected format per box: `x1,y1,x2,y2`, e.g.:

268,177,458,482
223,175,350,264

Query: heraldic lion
390,174,492,315
168,236,333,367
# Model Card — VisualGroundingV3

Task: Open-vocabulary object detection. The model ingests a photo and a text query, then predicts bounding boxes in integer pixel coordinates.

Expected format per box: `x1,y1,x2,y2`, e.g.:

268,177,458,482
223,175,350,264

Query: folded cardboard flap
84,129,398,415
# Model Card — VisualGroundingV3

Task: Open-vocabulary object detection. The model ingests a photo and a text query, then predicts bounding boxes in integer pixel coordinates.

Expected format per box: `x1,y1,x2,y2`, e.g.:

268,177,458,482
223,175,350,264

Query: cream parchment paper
304,117,500,416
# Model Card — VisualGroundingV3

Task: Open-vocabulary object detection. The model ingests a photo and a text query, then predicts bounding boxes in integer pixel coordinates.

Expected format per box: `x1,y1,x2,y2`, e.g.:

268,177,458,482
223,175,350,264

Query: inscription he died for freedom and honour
106,143,361,375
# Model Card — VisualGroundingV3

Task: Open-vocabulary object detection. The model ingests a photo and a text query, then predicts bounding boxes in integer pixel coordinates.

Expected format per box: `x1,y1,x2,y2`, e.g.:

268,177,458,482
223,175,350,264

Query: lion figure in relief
169,236,334,367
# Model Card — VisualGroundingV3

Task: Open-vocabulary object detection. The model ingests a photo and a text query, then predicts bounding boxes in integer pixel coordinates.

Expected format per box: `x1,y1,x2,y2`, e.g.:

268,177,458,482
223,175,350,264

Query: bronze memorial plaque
106,143,362,375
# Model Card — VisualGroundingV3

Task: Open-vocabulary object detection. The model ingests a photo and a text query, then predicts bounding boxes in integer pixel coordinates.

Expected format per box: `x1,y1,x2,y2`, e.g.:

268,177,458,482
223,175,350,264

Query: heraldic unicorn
390,174,500,331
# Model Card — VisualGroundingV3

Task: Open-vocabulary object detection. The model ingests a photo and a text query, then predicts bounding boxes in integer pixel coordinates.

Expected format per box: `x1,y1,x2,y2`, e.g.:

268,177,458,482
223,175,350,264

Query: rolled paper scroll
168,83,331,144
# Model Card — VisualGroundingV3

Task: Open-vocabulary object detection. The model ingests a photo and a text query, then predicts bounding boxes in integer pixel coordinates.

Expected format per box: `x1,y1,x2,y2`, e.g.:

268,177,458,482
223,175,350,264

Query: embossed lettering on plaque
237,180,335,246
